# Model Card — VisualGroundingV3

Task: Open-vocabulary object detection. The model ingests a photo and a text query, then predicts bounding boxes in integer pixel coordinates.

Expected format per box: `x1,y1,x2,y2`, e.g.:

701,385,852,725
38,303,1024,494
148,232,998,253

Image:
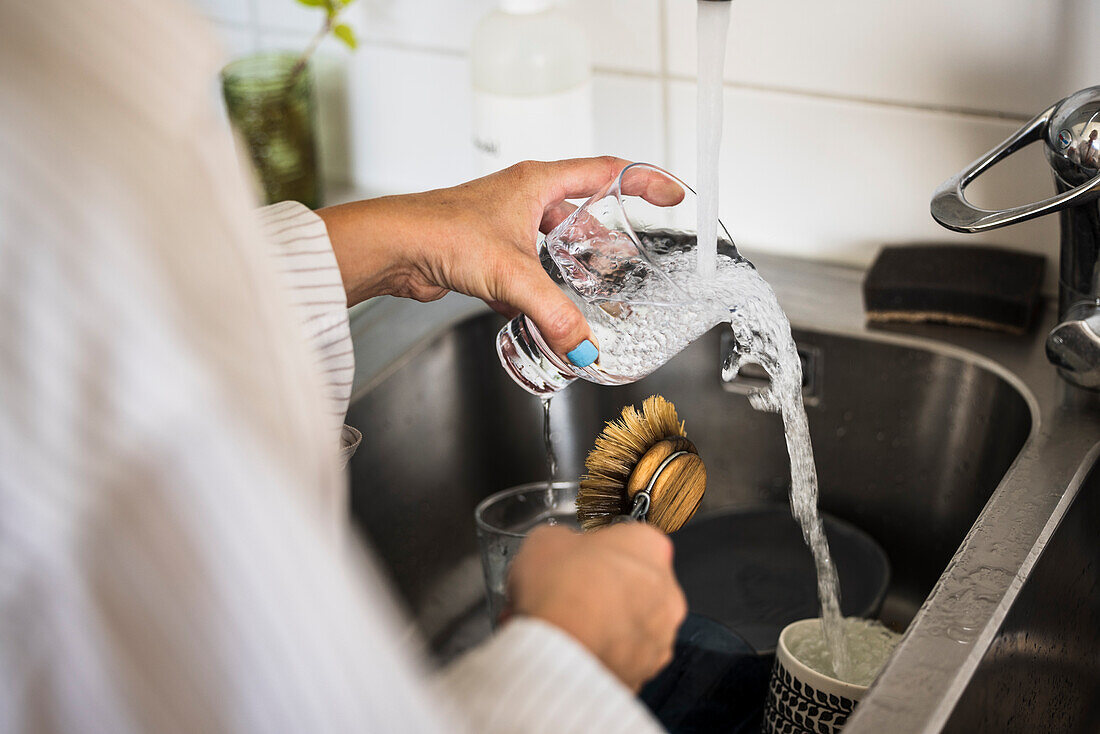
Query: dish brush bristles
578,395,686,531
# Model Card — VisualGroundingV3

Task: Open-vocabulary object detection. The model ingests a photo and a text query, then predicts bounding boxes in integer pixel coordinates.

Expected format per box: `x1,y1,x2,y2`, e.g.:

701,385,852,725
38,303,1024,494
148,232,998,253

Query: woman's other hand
506,523,687,692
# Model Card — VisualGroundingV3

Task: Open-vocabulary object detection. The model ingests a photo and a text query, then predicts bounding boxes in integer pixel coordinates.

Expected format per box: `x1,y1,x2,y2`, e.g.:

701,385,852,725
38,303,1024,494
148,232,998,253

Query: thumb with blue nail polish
567,339,599,368
493,251,597,366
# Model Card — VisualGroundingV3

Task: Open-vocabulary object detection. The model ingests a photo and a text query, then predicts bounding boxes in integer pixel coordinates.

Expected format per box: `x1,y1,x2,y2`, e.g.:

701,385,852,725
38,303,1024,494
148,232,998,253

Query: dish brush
577,395,706,534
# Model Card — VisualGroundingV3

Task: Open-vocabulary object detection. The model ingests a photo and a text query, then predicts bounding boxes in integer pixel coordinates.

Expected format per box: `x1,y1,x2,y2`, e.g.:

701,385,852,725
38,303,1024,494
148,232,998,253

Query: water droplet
722,350,743,381
947,624,978,644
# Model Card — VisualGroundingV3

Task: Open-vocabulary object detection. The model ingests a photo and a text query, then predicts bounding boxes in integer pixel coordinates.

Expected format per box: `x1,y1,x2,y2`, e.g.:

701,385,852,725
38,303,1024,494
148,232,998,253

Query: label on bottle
472,82,594,176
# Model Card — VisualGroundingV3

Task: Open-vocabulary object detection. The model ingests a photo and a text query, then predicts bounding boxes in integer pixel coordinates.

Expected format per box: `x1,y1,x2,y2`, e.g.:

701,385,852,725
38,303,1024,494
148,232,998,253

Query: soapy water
786,618,901,687
558,233,854,679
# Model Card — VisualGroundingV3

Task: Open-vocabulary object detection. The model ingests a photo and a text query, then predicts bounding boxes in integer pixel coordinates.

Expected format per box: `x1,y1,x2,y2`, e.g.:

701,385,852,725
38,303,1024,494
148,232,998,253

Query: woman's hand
506,523,687,692
317,157,678,363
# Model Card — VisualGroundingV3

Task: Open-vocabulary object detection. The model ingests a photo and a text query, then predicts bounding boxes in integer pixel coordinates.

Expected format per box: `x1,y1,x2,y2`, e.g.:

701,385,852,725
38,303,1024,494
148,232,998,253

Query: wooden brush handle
625,437,695,497
626,438,707,533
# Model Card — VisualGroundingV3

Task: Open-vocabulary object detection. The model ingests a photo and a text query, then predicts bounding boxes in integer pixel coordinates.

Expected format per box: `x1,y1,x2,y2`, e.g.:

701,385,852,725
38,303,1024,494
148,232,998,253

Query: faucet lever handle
931,103,1100,233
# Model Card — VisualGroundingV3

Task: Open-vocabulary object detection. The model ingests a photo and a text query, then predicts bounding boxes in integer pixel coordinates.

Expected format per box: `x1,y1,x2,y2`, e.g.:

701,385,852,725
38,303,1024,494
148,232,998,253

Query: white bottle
470,0,594,176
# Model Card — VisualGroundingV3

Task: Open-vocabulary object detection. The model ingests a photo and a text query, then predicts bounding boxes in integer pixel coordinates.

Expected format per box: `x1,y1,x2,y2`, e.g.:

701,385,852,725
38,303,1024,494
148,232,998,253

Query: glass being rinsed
496,162,744,396
475,481,581,625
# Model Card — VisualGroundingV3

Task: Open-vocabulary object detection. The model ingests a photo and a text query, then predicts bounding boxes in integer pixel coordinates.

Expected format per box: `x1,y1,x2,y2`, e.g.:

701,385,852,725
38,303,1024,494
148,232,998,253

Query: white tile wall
592,74,666,165
348,44,476,192
664,0,1078,118
358,0,497,54
1060,0,1100,96
564,0,662,75
254,0,321,34
356,0,661,74
666,82,1059,291
194,0,1086,291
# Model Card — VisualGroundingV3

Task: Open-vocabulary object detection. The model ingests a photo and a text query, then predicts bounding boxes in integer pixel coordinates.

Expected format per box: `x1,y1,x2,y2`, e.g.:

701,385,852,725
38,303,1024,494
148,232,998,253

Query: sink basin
346,312,1031,656
344,253,1100,732
942,447,1100,733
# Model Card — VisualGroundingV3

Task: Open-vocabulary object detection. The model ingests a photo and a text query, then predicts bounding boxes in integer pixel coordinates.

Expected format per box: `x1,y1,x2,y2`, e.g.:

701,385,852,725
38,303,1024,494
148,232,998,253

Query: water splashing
583,238,853,680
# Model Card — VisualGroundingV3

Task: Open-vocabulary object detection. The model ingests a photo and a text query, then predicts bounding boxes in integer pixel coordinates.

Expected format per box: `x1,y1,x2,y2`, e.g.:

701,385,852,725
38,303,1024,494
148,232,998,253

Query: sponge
863,245,1045,335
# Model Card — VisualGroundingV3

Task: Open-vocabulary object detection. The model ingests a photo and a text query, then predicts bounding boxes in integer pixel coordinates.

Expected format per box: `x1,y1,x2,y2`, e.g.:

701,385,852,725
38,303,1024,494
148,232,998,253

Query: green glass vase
222,52,322,209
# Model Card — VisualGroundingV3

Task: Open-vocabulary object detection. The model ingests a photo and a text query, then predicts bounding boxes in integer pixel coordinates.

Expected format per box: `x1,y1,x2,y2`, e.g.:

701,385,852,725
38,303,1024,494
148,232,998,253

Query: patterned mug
762,619,866,734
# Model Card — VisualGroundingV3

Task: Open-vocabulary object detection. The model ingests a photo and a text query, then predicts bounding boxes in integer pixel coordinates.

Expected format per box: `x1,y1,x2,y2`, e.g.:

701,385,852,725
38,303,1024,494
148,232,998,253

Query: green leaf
333,23,357,49
295,0,326,6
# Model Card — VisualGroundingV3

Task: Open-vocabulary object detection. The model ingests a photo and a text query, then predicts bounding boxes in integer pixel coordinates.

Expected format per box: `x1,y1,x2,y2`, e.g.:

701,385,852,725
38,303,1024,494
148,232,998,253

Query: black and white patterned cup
762,619,865,734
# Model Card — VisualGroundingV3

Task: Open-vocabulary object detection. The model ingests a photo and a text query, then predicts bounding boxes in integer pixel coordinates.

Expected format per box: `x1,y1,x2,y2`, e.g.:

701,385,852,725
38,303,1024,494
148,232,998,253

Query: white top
0,0,664,732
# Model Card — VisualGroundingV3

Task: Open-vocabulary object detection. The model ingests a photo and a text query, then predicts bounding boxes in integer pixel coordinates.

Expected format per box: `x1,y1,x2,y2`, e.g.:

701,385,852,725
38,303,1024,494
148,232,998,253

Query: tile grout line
669,74,1034,124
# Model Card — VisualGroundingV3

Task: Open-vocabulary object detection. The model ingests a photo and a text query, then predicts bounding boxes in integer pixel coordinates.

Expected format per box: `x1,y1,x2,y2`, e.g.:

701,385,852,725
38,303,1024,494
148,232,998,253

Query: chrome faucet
931,86,1100,390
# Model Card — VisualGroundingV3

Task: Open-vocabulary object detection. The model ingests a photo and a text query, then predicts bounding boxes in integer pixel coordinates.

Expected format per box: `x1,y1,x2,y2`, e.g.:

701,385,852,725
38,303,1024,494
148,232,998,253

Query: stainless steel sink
345,253,1100,733
942,447,1100,733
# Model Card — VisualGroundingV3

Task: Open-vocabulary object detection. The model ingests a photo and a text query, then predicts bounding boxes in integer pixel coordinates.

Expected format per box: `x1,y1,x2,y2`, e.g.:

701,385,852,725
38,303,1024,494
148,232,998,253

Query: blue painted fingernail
567,339,598,368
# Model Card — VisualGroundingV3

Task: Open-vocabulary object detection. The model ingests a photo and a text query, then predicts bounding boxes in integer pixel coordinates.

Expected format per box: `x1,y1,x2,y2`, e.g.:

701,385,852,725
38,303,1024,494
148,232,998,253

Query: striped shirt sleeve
256,201,361,464
436,618,666,734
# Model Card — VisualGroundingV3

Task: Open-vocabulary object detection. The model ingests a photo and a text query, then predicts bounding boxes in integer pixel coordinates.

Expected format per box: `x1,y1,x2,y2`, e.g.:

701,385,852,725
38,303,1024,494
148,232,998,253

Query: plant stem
287,13,333,89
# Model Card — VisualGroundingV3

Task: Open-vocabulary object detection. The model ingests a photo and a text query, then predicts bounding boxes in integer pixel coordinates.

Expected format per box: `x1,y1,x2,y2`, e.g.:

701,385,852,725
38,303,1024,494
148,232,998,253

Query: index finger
619,162,687,207
535,156,631,204
534,157,686,209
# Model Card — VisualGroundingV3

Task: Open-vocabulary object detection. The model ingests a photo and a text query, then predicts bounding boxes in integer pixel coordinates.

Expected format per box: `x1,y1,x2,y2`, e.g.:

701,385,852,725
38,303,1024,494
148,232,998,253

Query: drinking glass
496,162,742,396
222,52,322,209
474,481,580,624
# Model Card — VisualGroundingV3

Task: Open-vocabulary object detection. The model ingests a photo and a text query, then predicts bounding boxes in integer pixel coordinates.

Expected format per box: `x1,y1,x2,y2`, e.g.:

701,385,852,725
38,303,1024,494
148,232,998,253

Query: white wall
196,0,1100,291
